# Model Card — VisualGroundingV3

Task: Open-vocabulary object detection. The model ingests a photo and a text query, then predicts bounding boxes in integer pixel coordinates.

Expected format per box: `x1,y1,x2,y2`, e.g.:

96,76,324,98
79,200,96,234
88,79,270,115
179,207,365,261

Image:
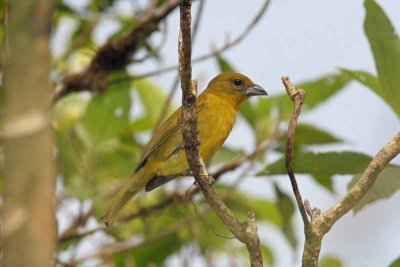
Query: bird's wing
135,102,205,172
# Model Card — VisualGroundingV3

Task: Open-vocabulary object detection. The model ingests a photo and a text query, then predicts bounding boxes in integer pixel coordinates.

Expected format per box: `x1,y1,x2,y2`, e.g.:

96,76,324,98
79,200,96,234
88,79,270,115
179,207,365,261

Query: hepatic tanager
102,72,267,225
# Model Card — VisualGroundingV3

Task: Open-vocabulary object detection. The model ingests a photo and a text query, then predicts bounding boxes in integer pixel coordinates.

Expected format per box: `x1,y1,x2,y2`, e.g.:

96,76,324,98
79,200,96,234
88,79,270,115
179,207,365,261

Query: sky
60,0,400,266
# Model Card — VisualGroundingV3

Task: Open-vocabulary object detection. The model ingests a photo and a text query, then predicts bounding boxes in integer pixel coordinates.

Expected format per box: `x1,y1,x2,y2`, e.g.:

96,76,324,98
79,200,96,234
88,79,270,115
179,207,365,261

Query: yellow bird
102,72,267,225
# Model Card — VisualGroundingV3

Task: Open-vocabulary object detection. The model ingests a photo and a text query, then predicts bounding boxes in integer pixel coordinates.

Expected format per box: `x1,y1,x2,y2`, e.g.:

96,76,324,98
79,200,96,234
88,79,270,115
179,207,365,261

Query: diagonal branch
179,1,263,266
323,131,400,231
108,0,272,84
302,132,400,267
54,0,180,101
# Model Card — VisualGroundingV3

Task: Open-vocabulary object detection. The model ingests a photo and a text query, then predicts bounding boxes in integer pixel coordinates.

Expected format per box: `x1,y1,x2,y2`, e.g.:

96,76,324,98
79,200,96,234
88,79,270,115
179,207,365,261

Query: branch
322,132,400,228
108,0,272,84
57,134,279,243
282,76,400,266
58,208,93,243
65,218,193,266
152,0,207,132
54,0,180,101
179,1,262,266
302,132,400,266
282,76,309,227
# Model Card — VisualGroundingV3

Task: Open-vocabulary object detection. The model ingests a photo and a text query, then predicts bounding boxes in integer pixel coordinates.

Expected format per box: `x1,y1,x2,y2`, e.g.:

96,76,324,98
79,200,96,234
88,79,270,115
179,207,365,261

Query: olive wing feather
135,102,205,172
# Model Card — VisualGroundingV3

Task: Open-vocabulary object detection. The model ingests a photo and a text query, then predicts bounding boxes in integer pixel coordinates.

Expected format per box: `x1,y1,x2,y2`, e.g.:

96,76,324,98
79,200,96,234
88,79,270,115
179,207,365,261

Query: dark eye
233,79,242,86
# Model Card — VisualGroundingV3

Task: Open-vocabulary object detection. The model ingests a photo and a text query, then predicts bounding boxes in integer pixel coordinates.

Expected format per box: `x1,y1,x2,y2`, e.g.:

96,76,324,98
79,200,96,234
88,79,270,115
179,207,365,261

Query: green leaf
274,183,297,249
389,256,400,267
256,73,350,118
295,124,341,144
251,198,282,227
131,79,173,132
260,151,372,177
320,255,343,267
339,68,383,98
56,84,141,200
313,174,334,192
52,93,89,132
364,0,400,116
239,100,257,127
209,146,245,166
216,54,236,72
278,123,341,148
261,244,275,266
82,83,131,143
297,74,350,109
92,0,116,11
130,233,182,266
245,73,349,141
218,186,282,227
348,165,400,213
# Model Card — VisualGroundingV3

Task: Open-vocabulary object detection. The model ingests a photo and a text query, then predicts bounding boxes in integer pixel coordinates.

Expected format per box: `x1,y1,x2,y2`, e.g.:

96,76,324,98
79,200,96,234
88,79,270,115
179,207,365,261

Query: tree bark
1,2,56,267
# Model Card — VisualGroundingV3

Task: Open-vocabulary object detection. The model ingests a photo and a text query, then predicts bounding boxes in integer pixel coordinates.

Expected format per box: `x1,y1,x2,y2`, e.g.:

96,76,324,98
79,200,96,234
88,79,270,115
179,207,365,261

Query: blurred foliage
273,183,297,249
320,255,343,267
389,257,400,267
0,0,396,266
348,166,400,213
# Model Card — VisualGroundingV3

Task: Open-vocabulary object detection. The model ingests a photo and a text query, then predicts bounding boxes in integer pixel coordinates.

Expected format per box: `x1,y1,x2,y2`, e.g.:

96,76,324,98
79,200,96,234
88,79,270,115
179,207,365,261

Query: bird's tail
101,170,149,226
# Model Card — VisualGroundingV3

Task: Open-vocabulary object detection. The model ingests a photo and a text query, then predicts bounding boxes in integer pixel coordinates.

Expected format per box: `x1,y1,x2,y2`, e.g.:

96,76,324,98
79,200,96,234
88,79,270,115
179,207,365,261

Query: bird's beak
246,84,268,96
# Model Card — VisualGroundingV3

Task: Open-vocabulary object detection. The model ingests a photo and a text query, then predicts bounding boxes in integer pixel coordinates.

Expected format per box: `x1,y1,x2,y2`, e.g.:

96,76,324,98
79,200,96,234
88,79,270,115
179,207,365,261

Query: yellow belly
152,96,237,176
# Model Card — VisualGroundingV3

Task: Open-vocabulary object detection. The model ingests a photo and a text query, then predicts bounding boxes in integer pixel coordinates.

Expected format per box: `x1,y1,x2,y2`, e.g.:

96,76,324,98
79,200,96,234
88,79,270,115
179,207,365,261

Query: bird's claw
182,170,193,176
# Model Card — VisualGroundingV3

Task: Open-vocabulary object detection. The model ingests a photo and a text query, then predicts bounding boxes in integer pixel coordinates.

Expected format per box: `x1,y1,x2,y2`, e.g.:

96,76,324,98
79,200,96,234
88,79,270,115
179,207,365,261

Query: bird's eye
233,79,242,86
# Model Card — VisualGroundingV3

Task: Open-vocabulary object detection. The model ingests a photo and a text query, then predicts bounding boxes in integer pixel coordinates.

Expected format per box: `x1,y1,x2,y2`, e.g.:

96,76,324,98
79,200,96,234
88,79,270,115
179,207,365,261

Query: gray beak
246,84,268,96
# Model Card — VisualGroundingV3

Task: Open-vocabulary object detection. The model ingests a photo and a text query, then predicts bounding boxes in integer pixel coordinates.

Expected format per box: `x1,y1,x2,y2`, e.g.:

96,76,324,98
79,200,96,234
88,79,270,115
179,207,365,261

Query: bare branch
301,132,400,266
66,218,193,266
152,0,207,132
54,0,180,101
131,20,169,64
109,0,272,84
282,76,309,227
283,76,400,266
58,208,93,243
324,132,400,229
179,1,262,266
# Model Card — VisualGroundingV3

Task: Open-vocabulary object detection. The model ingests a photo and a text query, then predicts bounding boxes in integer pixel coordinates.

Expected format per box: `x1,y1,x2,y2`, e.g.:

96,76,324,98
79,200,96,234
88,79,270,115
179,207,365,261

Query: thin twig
57,133,278,243
282,76,309,228
58,207,93,243
109,0,272,84
54,0,180,101
131,20,169,64
179,1,263,266
152,0,207,132
66,218,194,266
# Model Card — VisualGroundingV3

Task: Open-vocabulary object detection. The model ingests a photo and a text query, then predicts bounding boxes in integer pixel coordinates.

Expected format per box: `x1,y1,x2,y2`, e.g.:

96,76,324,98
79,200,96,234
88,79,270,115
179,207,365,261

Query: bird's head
205,72,267,106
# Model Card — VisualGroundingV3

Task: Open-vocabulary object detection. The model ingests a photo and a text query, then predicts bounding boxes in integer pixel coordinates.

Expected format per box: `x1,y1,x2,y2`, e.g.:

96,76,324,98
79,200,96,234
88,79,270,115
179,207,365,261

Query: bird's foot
182,170,193,177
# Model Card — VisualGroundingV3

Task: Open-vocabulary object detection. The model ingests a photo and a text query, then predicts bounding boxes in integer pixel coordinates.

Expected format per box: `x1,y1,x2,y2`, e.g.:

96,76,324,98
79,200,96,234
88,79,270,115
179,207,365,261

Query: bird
102,72,267,226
